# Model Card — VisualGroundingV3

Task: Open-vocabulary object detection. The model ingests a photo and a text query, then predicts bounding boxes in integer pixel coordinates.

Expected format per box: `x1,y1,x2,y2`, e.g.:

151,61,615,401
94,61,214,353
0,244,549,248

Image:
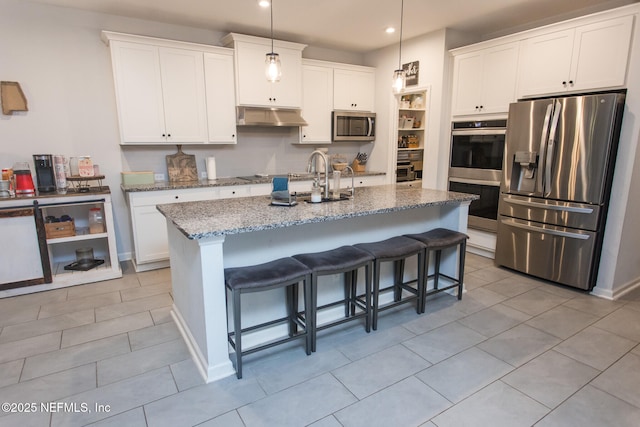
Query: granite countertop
121,171,386,193
157,184,478,240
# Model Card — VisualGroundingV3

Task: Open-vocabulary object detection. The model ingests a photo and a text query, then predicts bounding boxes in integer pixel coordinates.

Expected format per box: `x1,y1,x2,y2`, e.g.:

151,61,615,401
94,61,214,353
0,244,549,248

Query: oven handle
502,196,594,214
449,177,500,187
452,129,506,136
500,218,590,240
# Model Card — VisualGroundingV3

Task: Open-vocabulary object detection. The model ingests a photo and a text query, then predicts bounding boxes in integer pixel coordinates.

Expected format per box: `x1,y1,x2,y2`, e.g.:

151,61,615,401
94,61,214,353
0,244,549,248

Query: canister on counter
88,207,105,234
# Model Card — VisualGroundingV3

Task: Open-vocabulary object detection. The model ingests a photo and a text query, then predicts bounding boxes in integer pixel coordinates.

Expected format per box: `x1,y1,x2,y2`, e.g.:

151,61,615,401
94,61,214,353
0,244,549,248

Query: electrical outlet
154,173,165,182
200,171,207,179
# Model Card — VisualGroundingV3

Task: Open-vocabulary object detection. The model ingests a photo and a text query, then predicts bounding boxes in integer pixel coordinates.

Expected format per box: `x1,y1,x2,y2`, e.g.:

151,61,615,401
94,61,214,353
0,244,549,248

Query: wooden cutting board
166,145,198,182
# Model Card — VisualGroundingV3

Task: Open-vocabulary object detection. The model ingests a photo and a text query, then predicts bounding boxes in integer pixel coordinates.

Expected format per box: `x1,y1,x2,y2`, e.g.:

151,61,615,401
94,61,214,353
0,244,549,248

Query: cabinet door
480,43,519,114
333,69,375,111
204,52,237,144
518,29,574,97
111,41,166,144
132,205,170,264
235,42,273,106
570,16,633,91
300,64,333,143
451,52,484,116
159,48,208,144
271,46,303,108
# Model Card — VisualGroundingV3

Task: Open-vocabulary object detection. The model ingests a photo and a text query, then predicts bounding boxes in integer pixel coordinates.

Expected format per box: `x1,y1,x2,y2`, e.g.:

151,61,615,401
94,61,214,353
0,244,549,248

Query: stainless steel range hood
236,106,308,127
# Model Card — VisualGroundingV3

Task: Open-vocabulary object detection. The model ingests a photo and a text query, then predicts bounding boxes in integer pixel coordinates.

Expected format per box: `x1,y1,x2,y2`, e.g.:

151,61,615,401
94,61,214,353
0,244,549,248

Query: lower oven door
448,178,499,232
495,215,597,290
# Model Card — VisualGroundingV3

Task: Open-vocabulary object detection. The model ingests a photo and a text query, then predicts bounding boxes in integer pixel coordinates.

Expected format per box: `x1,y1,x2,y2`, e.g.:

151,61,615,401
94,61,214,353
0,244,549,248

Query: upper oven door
332,111,376,142
449,128,505,181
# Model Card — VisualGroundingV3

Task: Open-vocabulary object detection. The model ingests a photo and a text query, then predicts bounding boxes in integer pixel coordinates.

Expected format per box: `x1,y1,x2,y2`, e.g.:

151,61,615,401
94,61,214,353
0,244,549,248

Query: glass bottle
88,207,105,234
311,179,322,203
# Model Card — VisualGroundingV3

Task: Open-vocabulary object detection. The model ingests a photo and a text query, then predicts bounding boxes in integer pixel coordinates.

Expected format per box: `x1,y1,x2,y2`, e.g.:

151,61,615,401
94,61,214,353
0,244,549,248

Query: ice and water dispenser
510,151,538,193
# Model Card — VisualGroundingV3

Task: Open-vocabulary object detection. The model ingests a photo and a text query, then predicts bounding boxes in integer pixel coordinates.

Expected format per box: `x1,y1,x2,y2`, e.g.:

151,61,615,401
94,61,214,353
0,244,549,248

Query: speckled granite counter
157,185,477,240
161,184,476,383
121,171,386,192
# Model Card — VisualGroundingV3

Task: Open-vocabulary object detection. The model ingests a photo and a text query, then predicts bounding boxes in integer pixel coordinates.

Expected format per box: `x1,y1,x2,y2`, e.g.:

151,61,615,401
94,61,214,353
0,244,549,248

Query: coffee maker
33,154,56,193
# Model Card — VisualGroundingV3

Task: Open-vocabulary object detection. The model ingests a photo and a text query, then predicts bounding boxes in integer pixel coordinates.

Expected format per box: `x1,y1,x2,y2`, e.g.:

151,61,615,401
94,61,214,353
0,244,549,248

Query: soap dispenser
311,178,322,203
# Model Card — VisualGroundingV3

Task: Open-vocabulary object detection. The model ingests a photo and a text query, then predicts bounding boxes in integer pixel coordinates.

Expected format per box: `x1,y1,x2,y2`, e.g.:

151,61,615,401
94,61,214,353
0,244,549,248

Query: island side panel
167,223,235,383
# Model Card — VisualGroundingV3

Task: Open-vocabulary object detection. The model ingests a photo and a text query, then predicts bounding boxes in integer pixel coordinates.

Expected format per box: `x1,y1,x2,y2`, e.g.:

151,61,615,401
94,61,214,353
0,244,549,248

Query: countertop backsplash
120,127,374,180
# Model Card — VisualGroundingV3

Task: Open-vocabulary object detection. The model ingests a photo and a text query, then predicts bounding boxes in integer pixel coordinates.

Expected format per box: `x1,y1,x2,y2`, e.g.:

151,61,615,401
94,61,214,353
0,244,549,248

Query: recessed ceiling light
258,0,270,7
386,27,396,34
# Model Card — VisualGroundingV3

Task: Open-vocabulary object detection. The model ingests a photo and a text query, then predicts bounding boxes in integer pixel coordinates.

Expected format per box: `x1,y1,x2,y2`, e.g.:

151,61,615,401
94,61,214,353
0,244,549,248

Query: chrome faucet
306,150,329,198
343,165,355,199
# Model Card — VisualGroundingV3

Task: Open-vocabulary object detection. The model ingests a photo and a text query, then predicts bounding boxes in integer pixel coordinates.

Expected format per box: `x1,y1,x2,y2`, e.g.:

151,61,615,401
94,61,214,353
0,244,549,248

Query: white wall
0,0,368,261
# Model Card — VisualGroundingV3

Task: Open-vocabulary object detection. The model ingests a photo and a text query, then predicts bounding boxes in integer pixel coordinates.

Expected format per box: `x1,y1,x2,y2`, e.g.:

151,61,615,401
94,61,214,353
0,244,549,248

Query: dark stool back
405,228,469,312
293,245,373,352
225,257,312,379
354,236,426,330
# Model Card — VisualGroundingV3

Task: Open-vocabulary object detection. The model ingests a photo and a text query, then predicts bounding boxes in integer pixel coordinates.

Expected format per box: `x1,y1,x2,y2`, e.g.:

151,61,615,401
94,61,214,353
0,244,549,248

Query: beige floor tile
120,281,171,302
0,309,95,344
0,331,61,364
128,321,180,351
0,359,23,388
38,291,122,319
61,311,153,348
95,293,172,322
66,274,140,300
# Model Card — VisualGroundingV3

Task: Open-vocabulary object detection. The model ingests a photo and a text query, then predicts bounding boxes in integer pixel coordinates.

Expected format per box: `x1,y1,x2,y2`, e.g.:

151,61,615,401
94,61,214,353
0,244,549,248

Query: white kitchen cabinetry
107,40,207,144
518,15,633,97
204,52,237,144
333,66,375,111
300,60,334,144
222,33,306,108
127,185,254,271
451,42,519,116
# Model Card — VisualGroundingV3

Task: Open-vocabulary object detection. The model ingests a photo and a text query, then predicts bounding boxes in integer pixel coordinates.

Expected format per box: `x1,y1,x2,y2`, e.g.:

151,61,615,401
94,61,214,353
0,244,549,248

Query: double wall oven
448,119,506,232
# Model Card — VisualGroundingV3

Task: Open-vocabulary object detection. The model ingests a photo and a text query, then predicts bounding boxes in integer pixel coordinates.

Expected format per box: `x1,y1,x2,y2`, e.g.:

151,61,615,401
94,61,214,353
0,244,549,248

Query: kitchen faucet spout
306,150,329,197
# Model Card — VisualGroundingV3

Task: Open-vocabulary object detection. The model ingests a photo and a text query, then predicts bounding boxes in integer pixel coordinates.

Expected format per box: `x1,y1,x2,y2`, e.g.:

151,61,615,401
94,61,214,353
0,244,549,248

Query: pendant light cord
270,0,274,53
398,0,404,69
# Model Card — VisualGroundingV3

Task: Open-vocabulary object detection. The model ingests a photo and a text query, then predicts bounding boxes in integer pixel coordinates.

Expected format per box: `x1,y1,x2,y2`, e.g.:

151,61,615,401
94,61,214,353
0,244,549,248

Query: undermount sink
295,192,352,203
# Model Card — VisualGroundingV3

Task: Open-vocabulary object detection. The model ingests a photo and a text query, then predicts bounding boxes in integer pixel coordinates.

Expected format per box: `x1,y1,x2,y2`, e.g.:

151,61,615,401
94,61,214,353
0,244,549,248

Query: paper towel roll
206,157,217,180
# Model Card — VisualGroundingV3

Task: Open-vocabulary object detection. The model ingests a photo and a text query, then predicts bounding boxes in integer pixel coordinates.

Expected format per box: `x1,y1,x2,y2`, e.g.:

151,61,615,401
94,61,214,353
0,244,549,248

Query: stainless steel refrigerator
495,92,625,291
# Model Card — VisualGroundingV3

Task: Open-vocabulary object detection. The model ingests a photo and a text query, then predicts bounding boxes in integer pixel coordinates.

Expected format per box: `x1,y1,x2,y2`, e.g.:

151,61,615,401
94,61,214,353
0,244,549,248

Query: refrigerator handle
537,103,554,194
544,101,562,197
500,218,590,240
502,196,594,214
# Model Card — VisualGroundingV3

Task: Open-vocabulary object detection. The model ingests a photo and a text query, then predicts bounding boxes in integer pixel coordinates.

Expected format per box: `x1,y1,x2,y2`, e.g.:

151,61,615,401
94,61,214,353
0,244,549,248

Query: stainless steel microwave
332,111,376,142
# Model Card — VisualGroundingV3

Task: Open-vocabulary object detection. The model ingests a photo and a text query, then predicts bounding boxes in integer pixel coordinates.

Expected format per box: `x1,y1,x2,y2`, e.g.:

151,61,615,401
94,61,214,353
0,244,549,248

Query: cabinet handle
174,196,179,199
232,134,235,138
562,81,567,86
162,134,166,137
569,80,574,86
167,134,171,137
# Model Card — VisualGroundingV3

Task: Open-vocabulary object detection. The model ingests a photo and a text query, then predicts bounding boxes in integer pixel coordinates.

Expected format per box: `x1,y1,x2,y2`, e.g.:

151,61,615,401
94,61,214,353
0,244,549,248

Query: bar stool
354,236,426,330
405,228,469,312
293,246,374,352
224,257,312,379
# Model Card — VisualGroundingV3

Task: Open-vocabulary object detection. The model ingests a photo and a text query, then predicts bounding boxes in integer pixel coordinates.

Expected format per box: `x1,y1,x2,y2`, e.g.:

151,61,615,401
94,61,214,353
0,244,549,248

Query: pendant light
392,0,406,93
265,0,282,82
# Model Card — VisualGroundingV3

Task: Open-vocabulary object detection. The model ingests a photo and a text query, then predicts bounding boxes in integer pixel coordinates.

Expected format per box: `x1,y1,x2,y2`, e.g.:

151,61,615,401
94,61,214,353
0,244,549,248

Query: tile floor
1,254,640,426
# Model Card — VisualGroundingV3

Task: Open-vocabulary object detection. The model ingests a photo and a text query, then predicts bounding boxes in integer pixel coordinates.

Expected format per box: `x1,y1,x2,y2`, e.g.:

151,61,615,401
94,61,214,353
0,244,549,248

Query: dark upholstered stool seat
354,236,426,329
405,228,469,312
225,257,312,290
293,246,373,352
225,257,312,379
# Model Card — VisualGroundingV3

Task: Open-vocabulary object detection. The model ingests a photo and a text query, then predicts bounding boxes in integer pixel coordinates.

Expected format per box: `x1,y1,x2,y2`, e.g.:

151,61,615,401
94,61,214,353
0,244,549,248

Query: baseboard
591,277,640,300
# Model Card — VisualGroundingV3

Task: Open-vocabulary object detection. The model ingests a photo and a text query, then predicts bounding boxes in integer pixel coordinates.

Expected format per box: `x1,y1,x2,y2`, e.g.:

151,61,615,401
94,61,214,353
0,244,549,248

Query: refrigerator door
502,99,554,196
543,93,623,204
499,193,601,231
495,215,597,290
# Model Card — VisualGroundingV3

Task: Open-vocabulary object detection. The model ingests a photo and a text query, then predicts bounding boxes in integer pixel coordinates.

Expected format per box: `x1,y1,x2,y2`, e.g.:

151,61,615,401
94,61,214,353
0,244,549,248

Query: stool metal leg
457,240,466,300
303,274,312,355
372,260,381,331
434,250,441,290
393,259,405,302
287,283,297,336
365,262,372,333
311,274,319,353
233,289,243,379
422,250,430,313
417,250,425,314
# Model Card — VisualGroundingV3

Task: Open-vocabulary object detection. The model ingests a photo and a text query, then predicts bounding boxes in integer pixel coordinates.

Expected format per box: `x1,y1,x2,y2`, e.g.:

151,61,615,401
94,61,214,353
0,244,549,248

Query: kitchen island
157,184,476,382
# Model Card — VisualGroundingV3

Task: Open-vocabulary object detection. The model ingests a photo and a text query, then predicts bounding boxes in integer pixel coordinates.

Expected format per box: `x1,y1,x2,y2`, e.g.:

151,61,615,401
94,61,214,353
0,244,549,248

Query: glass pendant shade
392,69,406,94
265,52,282,82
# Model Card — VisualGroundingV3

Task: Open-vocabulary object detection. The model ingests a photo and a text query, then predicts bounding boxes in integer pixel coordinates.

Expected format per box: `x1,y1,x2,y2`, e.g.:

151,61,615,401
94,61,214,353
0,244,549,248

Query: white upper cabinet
518,15,633,97
103,31,236,145
333,67,375,111
300,61,333,144
451,42,519,116
108,40,207,144
203,52,237,144
223,33,306,108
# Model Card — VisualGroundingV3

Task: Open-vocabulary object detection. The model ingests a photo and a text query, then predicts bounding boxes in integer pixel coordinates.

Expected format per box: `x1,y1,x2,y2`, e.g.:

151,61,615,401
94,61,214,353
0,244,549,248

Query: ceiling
25,0,638,52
